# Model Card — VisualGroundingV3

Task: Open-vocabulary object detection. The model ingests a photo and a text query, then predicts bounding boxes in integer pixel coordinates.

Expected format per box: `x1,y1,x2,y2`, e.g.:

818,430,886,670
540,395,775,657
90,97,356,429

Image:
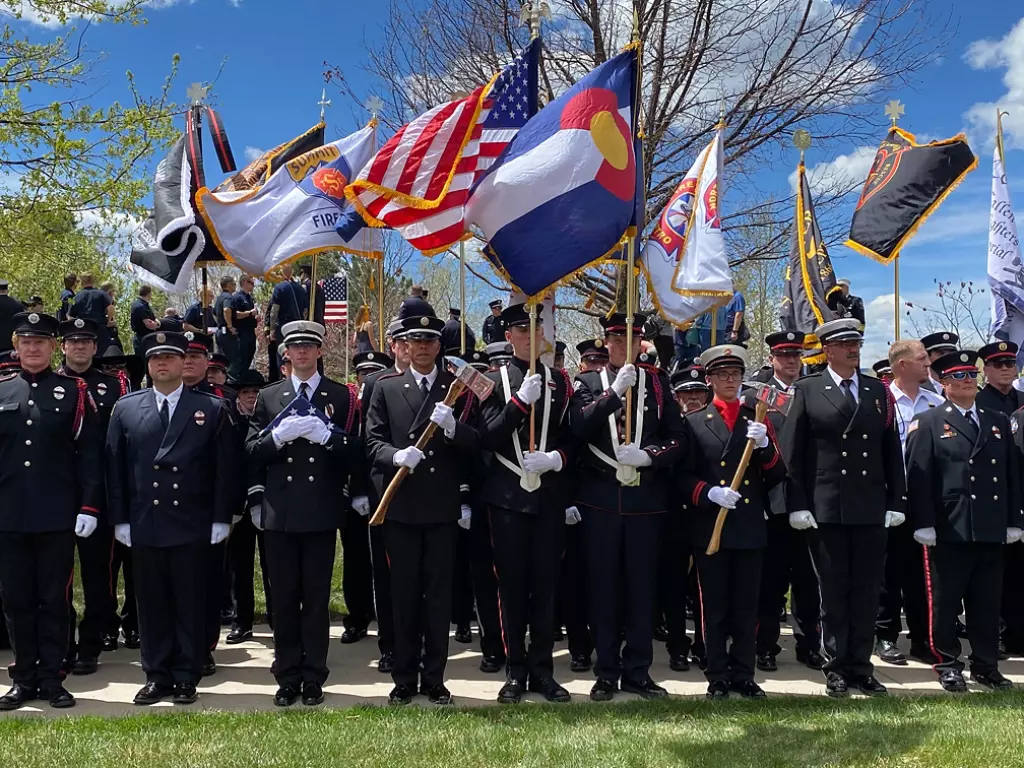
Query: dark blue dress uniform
0,312,103,708
246,320,363,702
570,313,691,697
477,304,576,699
105,331,237,694
781,319,906,690
364,315,480,701
57,318,123,671
908,351,1022,686
680,356,787,692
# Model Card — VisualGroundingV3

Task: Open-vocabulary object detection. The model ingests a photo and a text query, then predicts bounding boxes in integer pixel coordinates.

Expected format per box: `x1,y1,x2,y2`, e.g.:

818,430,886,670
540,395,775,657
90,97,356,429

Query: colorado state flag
466,49,638,298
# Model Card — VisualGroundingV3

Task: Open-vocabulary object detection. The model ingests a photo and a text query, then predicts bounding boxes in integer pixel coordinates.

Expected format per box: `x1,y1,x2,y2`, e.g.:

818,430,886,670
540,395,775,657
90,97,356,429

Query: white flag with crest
988,144,1024,368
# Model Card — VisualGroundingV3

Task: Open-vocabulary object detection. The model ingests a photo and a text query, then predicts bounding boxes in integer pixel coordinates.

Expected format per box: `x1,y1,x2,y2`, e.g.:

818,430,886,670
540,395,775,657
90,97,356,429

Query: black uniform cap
400,314,444,340
142,331,188,358
499,302,542,329
234,369,267,390
59,317,98,340
576,338,609,359
672,364,709,392
183,330,213,354
209,353,230,371
932,349,980,377
978,340,1018,364
12,312,59,338
600,312,648,335
765,330,806,352
354,350,394,373
921,331,960,355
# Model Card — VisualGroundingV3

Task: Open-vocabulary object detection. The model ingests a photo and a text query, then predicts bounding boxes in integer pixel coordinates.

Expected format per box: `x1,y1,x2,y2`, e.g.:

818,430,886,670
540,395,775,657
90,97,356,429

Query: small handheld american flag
321,275,348,324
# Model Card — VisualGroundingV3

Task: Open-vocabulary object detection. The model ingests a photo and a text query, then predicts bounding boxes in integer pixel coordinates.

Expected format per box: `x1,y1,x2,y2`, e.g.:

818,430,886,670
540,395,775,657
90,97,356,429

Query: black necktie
299,383,310,401
966,410,978,433
420,377,430,399
841,379,857,410
159,398,170,432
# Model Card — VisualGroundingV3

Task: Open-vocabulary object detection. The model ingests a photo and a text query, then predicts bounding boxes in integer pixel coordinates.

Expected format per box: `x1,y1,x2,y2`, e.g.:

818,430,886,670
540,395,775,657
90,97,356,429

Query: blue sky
7,0,1024,358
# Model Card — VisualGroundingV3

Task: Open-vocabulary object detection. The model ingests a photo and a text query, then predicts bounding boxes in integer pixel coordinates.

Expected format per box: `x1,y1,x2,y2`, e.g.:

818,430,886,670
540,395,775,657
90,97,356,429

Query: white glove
272,415,309,447
789,510,818,530
430,403,457,433
249,507,263,530
522,450,563,475
615,443,652,467
393,446,425,470
74,514,97,538
352,496,370,516
884,510,905,528
708,486,742,509
746,421,769,449
114,523,132,547
611,364,637,397
302,417,332,445
914,527,937,546
459,505,472,530
515,373,543,406
211,523,230,545
1008,527,1023,544
565,506,582,525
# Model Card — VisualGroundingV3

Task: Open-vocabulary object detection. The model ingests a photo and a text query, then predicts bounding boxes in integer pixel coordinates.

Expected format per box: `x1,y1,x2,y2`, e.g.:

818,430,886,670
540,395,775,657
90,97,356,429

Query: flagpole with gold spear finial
307,89,333,324
365,95,386,352
885,99,905,339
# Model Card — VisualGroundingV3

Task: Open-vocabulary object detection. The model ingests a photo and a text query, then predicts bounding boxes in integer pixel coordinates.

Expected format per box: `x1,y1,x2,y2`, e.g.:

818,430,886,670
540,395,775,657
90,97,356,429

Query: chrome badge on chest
53,385,65,400
194,410,206,426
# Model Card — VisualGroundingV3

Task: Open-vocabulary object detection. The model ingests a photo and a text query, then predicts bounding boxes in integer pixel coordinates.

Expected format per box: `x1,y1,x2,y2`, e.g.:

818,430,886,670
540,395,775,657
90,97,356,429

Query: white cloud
963,16,1024,149
75,209,144,241
1,0,193,29
788,145,876,196
243,146,266,163
227,0,242,6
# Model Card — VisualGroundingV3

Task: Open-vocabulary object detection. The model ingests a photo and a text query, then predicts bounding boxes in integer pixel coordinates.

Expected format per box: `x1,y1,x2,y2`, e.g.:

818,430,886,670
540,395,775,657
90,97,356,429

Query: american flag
321,275,348,324
477,38,540,180
345,43,538,257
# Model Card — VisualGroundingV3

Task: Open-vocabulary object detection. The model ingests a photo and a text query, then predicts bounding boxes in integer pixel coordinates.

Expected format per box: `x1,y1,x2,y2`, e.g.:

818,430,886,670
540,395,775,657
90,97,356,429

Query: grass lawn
3,694,1024,767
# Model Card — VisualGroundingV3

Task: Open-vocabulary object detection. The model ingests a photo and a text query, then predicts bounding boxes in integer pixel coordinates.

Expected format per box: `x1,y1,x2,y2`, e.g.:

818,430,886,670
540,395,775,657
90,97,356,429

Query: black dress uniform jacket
976,384,1024,419
364,367,478,524
0,368,103,531
105,387,236,547
246,377,362,532
478,357,576,513
681,397,787,550
57,365,120,432
570,363,690,514
906,403,1023,543
782,372,906,524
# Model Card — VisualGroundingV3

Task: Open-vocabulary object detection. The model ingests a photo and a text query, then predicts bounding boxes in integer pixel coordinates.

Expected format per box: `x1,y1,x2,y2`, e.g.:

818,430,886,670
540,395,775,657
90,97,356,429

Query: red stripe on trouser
487,507,510,659
921,544,942,671
108,536,116,598
695,566,707,646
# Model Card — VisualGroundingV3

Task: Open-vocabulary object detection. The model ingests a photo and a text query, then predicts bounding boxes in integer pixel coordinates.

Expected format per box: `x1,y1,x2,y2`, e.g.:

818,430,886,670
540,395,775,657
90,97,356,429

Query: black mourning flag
781,160,840,343
846,127,976,264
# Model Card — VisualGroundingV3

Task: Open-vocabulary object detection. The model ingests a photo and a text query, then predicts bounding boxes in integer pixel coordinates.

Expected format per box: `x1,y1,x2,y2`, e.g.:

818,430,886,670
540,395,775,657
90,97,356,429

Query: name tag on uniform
194,410,206,426
992,425,1002,439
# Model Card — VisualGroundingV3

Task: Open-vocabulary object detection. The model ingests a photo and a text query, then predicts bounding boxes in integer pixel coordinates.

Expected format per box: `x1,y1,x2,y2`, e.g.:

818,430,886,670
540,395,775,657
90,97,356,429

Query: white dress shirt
827,366,859,403
291,371,322,398
890,382,945,449
953,402,980,425
154,384,184,422
410,366,456,438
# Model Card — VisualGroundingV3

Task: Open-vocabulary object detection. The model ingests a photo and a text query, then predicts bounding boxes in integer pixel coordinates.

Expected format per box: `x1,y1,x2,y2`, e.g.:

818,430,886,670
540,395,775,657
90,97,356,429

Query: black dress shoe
101,634,119,652
274,685,300,707
973,670,1014,690
528,676,571,703
706,680,729,699
225,627,253,645
454,625,472,644
875,639,906,665
669,654,690,672
852,674,888,696
72,656,98,675
388,684,416,706
756,652,777,672
796,649,825,670
123,631,141,650
569,654,592,673
497,678,525,704
0,684,37,711
202,653,217,677
590,678,617,701
939,670,967,692
133,682,172,706
340,627,368,644
44,685,76,709
621,677,668,699
691,652,708,671
479,655,504,674
424,684,453,705
172,682,198,704
653,624,669,642
825,672,848,698
302,682,325,706
730,679,767,699
378,653,395,674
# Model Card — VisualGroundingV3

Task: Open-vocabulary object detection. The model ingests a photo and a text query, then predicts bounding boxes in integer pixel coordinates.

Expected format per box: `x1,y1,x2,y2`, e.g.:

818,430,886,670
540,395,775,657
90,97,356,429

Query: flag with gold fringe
846,127,976,264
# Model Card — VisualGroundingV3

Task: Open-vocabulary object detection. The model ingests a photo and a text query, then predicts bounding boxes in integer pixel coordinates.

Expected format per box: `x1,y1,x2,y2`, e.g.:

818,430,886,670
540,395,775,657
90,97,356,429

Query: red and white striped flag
320,275,348,324
345,87,491,255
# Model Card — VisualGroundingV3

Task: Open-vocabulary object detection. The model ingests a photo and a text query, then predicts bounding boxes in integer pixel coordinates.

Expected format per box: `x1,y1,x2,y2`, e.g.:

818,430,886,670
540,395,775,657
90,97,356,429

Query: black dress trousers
227,514,271,631
876,522,927,645
69,524,118,660
560,517,593,661
340,506,375,631
110,540,137,636
695,548,763,683
757,516,821,655
468,503,504,661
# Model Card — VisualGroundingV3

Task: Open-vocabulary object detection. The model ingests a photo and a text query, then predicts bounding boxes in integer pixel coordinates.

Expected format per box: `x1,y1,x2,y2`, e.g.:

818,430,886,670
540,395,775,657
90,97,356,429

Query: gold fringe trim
795,162,827,328
639,258,731,330
669,136,716,292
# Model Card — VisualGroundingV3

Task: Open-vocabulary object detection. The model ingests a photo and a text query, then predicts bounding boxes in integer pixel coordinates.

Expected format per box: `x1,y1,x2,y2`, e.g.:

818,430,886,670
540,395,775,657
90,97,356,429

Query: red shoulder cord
72,377,89,439
344,383,359,433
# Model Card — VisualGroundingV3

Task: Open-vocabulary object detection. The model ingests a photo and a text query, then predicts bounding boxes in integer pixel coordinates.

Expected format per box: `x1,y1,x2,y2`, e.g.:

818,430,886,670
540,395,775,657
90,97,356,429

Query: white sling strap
495,364,552,492
588,367,645,486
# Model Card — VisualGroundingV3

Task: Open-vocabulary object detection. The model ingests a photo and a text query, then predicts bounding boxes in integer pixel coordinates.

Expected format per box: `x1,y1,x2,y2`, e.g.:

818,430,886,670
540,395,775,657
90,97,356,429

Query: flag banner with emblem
845,127,977,264
639,131,731,327
989,142,1024,365
215,122,327,193
320,275,348,325
259,394,343,437
466,49,638,299
780,159,840,339
196,124,383,276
